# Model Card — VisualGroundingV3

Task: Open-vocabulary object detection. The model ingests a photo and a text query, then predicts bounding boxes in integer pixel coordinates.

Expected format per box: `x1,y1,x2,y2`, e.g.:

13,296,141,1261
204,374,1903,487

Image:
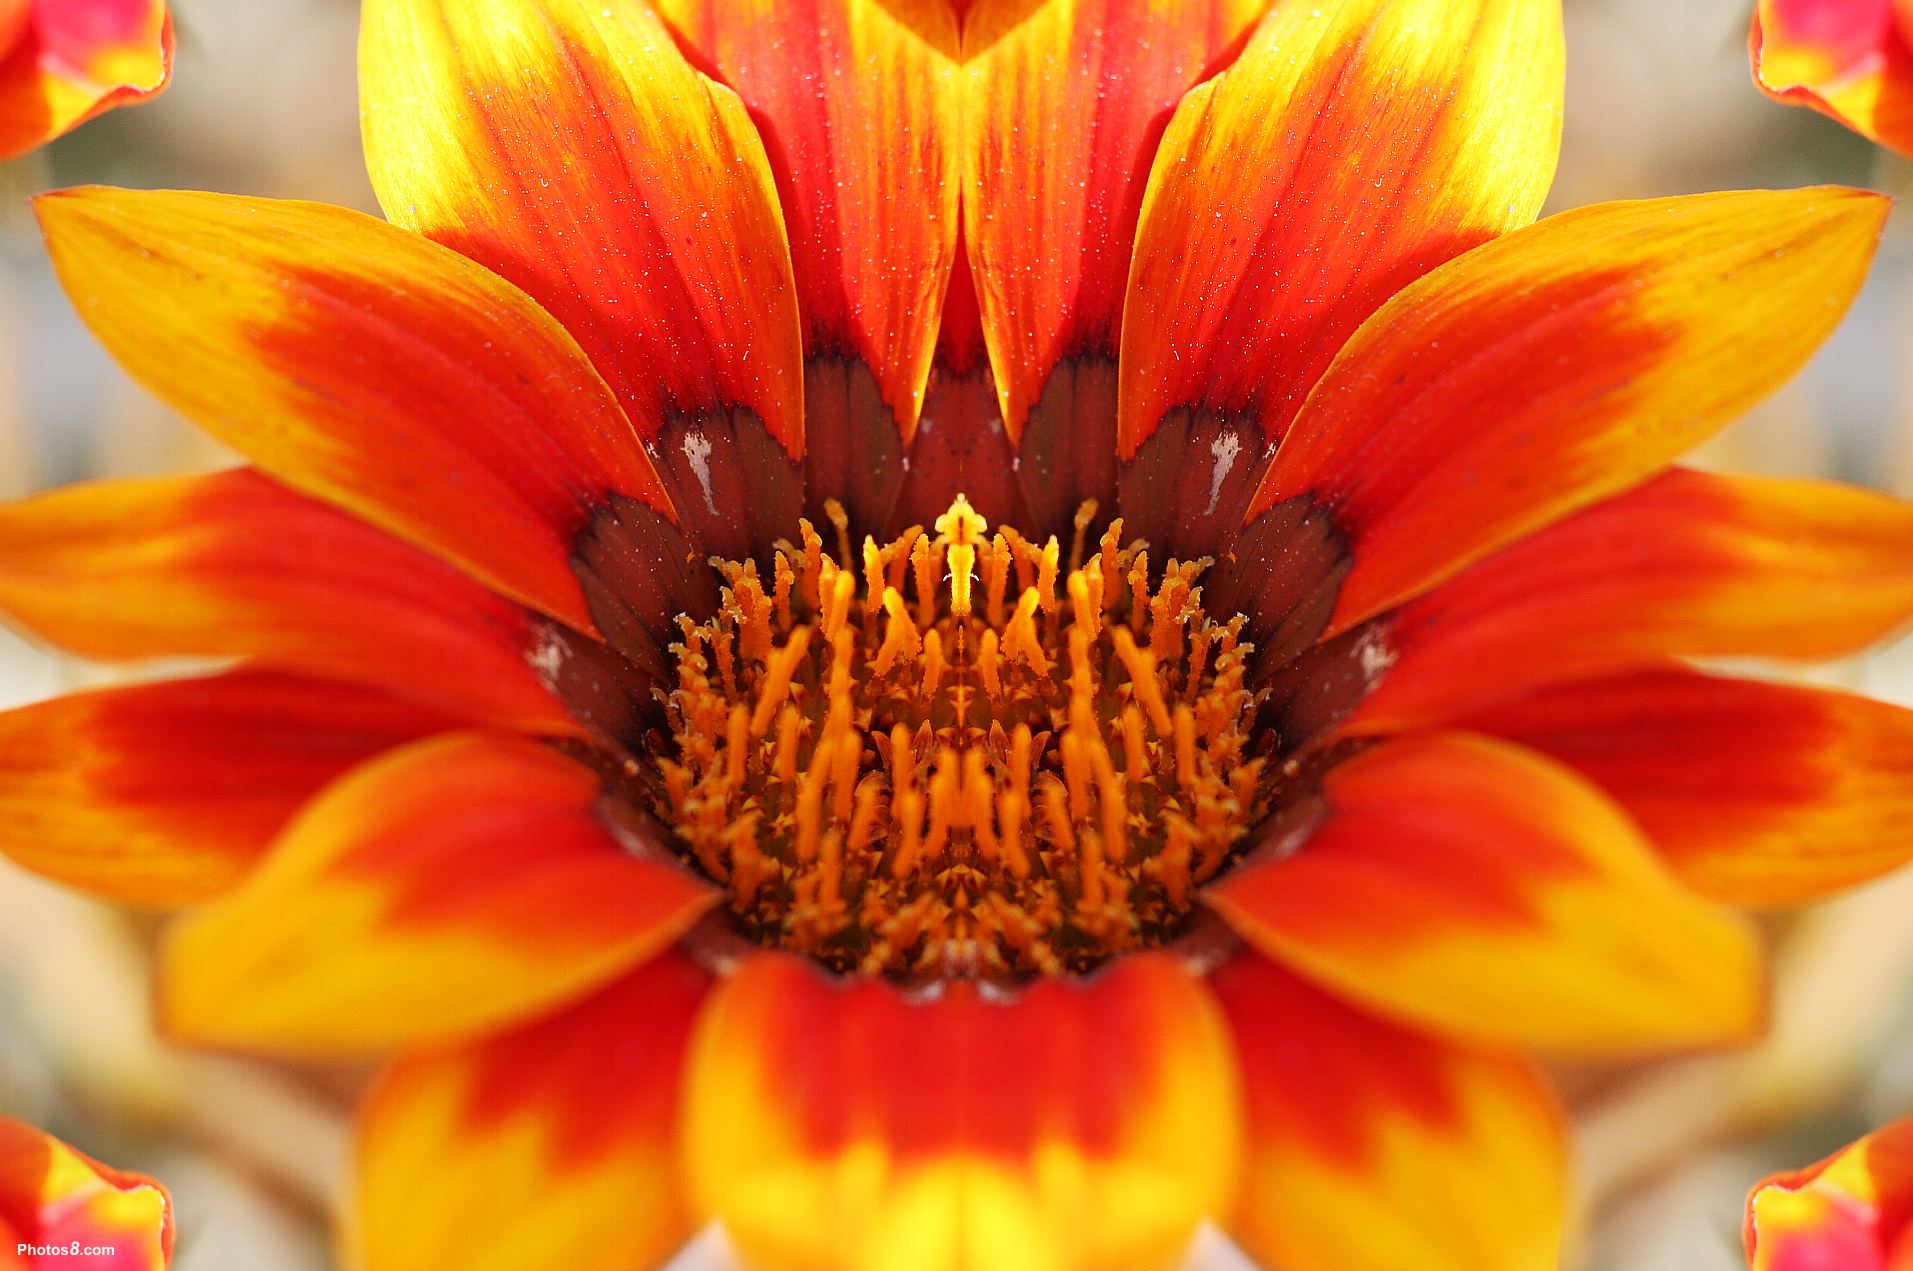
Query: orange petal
0,1117,171,1270
360,0,804,553
1753,0,1913,157
0,671,450,909
1348,469,1913,736
35,186,671,633
0,469,576,735
351,954,709,1271
1206,732,1763,1055
1249,187,1889,633
161,732,714,1056
961,0,1262,528
658,0,959,511
1117,0,1561,551
683,951,1240,1271
1213,954,1566,1271
1465,670,1913,910
0,0,170,161
1746,1114,1913,1270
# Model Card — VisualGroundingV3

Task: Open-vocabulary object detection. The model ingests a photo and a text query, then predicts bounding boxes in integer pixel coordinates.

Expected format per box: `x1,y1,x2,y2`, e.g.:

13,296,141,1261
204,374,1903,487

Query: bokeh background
3,0,1912,1267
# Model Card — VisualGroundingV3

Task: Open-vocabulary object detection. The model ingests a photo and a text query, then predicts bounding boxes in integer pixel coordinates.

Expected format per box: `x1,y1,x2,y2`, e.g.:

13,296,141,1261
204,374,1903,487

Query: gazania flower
0,1116,172,1269
1752,0,1913,155
1745,1116,1913,1269
2,0,1912,1267
0,0,170,161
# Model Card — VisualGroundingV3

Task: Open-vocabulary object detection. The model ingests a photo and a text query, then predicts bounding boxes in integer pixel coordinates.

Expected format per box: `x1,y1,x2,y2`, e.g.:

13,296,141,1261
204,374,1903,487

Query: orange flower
0,0,170,161
1745,1116,1913,1269
0,1116,172,1269
1752,0,1913,154
1,0,1910,1268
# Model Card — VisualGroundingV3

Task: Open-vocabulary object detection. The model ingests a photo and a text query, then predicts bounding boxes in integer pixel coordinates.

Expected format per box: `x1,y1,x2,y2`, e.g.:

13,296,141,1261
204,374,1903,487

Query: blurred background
3,0,1912,1267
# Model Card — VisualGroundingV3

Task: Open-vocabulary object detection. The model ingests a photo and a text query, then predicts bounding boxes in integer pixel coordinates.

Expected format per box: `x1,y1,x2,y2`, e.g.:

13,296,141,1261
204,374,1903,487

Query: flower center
655,496,1268,979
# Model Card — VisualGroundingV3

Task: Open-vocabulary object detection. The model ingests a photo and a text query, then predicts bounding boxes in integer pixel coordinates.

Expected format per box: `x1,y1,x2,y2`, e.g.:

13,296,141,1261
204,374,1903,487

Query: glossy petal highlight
360,0,804,462
1207,733,1763,1054
35,187,671,632
0,0,170,161
0,1117,171,1270
0,470,576,734
1214,956,1566,1271
1354,469,1913,734
1251,187,1889,632
684,952,1240,1271
162,733,715,1056
1467,670,1913,909
0,671,449,908
352,955,709,1271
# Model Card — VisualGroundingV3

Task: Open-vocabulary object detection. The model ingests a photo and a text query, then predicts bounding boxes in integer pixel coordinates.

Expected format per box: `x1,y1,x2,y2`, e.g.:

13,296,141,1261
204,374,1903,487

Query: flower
0,0,170,161
1,0,1911,1268
0,1116,172,1269
1745,1116,1913,1269
1752,0,1913,155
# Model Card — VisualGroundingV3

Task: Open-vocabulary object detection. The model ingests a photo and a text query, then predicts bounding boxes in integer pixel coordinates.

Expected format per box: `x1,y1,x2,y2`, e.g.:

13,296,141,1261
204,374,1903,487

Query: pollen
655,496,1268,979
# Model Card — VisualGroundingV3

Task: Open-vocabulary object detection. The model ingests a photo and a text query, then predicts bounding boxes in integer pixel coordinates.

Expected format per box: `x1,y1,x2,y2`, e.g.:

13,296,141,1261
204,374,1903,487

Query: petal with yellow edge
1745,1114,1913,1269
1345,469,1913,737
360,0,804,555
683,951,1240,1271
1464,669,1913,910
1753,0,1913,158
1213,955,1565,1271
0,1116,172,1270
35,187,674,634
656,0,959,526
161,732,715,1057
1117,0,1561,555
1249,187,1889,633
1205,732,1764,1055
351,954,710,1271
0,0,171,162
961,0,1264,531
0,671,451,909
0,470,577,736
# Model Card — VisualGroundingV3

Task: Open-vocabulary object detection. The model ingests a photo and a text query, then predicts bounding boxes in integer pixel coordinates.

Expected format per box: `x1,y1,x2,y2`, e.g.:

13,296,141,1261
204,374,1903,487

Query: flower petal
1213,955,1566,1271
683,951,1239,1271
161,732,715,1056
1463,670,1913,910
1746,1114,1913,1270
1346,469,1913,736
0,1117,171,1271
0,0,170,161
961,0,1263,531
1753,0,1913,157
1206,732,1763,1054
1117,0,1562,555
1247,187,1889,633
0,671,450,909
657,0,959,526
351,954,709,1271
35,187,673,633
0,470,576,735
360,0,804,553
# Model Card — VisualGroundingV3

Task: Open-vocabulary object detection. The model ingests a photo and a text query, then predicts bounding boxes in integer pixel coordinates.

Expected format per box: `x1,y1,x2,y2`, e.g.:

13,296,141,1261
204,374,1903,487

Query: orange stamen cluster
656,496,1266,979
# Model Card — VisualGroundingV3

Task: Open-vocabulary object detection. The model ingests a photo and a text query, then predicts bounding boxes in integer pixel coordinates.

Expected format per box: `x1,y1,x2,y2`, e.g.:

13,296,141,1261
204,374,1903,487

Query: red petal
0,470,576,735
0,1117,172,1271
0,0,170,161
1747,1114,1913,1270
1213,954,1566,1271
683,951,1240,1271
1753,0,1913,157
161,732,715,1055
1206,732,1762,1054
351,955,710,1271
0,671,449,908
